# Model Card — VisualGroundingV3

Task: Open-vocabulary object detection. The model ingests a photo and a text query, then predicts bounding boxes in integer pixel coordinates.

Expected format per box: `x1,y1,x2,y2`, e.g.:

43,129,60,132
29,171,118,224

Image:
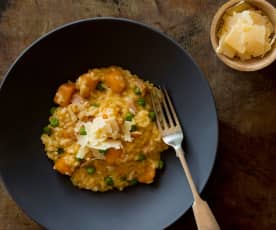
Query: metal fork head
151,87,183,148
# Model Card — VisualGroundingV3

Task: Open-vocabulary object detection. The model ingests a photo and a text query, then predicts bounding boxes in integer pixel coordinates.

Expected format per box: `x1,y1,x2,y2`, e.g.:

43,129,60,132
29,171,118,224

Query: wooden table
0,0,275,229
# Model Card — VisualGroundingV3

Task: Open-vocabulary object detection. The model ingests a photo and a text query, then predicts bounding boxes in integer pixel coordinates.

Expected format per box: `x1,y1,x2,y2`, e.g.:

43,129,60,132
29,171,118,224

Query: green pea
125,112,134,121
130,124,137,132
50,107,57,115
129,178,138,186
158,160,165,170
91,103,100,107
98,149,108,154
134,86,141,95
105,176,114,186
57,148,64,154
43,126,52,135
50,117,59,127
79,126,87,135
137,153,146,161
96,81,105,91
87,166,96,175
137,98,145,106
149,111,156,121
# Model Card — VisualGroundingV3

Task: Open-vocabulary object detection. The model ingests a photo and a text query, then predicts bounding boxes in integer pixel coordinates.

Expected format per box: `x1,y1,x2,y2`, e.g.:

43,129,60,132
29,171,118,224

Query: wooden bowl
210,0,276,71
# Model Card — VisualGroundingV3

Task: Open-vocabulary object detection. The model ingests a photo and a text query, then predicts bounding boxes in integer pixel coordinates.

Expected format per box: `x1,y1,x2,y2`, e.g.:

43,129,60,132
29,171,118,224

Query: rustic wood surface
0,0,275,229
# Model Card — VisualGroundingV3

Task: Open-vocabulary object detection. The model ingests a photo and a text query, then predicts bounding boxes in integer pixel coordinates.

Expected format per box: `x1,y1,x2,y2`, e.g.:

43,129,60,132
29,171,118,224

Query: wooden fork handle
192,197,220,230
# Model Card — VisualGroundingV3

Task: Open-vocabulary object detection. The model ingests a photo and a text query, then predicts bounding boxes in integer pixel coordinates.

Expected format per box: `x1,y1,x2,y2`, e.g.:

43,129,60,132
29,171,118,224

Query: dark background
0,0,275,229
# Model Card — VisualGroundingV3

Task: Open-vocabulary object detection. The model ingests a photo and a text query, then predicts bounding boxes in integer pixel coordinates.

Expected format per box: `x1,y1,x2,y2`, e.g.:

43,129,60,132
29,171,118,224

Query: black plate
0,18,218,230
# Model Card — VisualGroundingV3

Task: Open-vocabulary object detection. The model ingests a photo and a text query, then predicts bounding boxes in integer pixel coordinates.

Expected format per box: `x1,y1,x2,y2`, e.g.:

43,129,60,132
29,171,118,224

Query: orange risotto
41,66,168,192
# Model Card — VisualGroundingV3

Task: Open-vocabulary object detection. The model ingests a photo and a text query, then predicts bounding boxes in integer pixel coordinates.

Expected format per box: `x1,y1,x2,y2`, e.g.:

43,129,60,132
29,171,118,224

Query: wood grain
0,0,275,229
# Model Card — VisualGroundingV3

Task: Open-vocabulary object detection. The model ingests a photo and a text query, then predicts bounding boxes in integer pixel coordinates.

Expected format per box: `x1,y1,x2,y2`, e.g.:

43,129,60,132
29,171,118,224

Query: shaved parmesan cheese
76,109,135,158
76,146,89,159
122,121,134,142
244,24,266,56
217,7,274,60
224,21,246,54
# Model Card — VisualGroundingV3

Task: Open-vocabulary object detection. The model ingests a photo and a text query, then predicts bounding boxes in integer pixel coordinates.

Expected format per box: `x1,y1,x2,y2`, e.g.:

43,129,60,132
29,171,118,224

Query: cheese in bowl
216,1,274,60
41,66,168,192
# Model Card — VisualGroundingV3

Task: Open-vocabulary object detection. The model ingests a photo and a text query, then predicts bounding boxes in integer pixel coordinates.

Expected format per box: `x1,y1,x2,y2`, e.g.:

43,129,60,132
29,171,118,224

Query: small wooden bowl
210,0,276,71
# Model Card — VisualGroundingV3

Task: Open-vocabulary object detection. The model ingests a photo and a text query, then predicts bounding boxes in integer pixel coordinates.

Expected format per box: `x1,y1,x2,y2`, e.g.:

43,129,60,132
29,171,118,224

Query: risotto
41,66,168,192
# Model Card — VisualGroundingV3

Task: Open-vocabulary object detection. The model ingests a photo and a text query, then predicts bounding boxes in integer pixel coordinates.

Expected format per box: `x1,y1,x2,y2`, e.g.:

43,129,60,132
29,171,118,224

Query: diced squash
76,73,99,98
104,70,126,93
54,82,75,106
105,148,122,164
54,154,76,175
138,166,155,184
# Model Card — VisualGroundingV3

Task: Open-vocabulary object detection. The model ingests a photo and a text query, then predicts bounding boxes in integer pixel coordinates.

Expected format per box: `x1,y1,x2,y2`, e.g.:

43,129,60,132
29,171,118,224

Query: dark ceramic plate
0,18,218,230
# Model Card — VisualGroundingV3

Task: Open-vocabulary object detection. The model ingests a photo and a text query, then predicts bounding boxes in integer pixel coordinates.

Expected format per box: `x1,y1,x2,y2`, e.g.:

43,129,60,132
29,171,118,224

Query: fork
151,87,220,230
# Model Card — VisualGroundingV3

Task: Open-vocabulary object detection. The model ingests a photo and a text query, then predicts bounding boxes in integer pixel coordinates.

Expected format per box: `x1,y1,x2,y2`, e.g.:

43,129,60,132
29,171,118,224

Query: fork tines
151,87,181,132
